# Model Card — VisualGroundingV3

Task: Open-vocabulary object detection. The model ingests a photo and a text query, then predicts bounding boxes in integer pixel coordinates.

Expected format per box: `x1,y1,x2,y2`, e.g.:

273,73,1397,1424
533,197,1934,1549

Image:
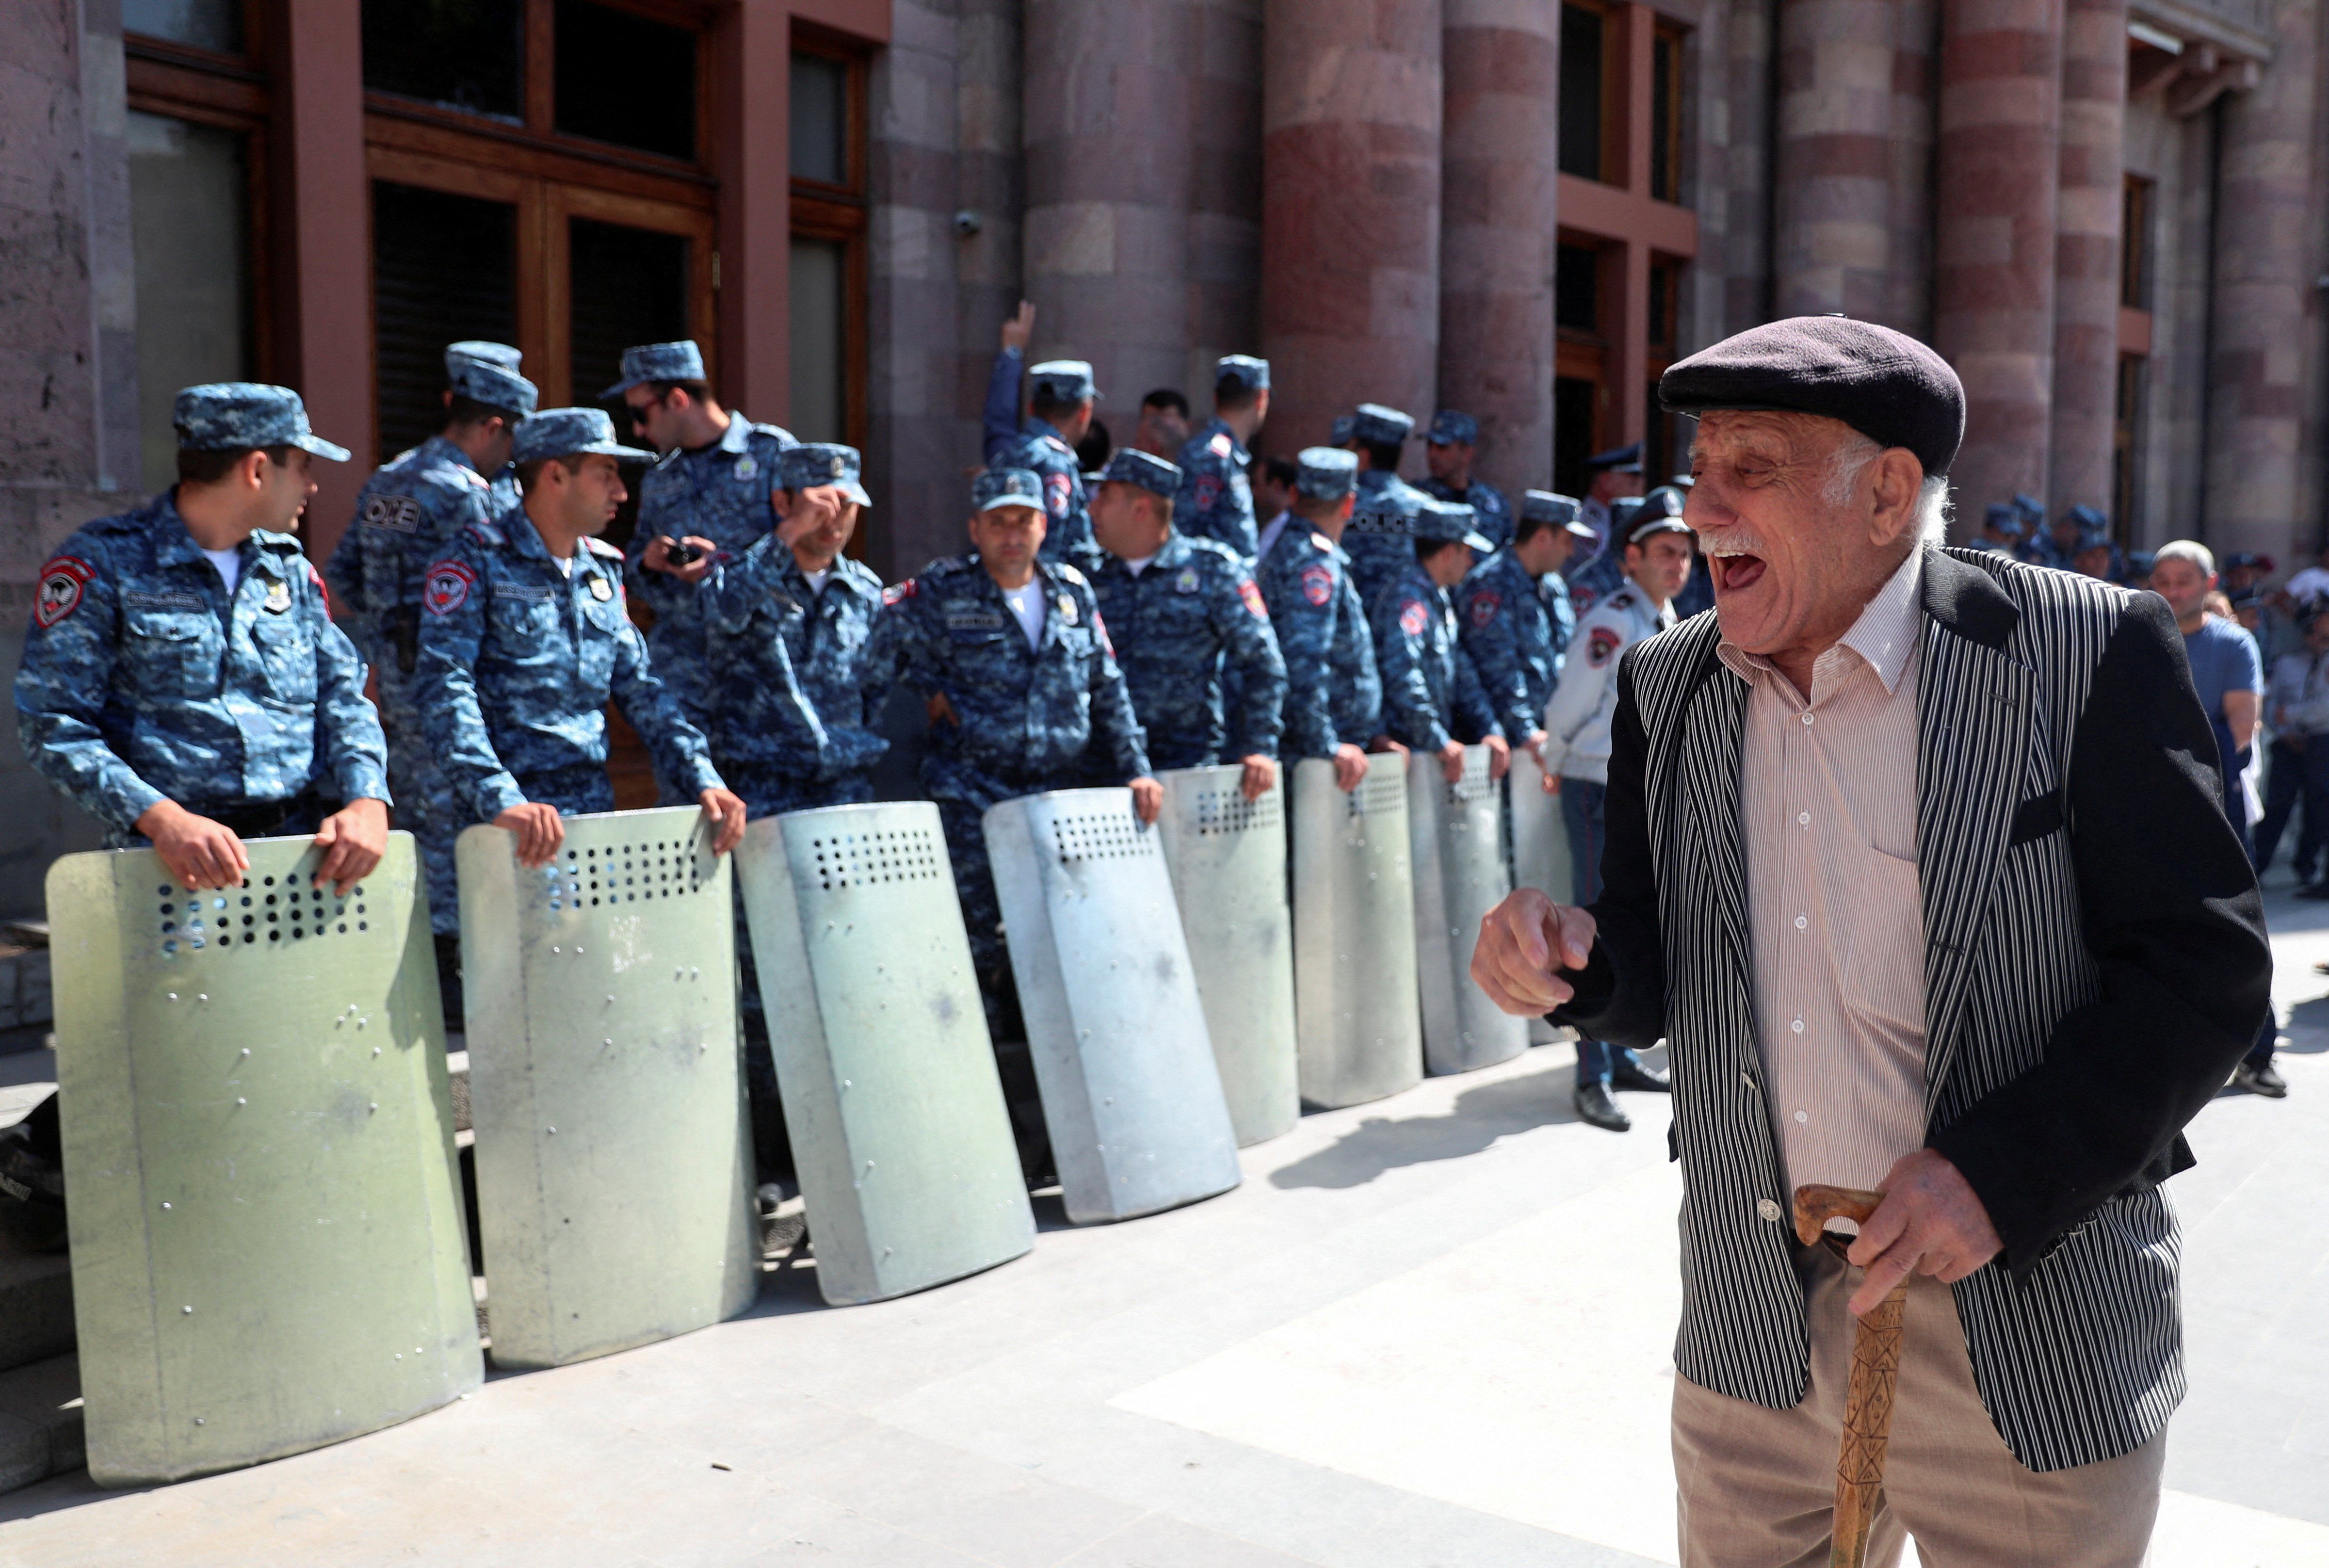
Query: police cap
512,408,655,465
1029,361,1099,404
1296,447,1359,501
173,383,351,462
1100,448,1182,498
1350,404,1414,447
1426,410,1479,446
973,468,1044,513
600,340,705,399
779,443,871,506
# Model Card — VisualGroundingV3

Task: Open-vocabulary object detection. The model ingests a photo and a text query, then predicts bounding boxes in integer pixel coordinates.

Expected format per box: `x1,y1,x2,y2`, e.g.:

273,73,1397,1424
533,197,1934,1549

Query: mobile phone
663,536,702,566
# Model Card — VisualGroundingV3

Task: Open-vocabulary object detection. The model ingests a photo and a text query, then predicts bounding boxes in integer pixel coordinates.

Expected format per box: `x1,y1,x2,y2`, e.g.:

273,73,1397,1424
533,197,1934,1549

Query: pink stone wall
2047,0,2127,518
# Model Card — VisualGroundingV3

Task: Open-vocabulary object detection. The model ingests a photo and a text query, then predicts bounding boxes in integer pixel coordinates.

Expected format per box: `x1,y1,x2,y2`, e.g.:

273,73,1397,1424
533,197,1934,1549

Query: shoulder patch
1192,472,1224,511
883,579,917,606
583,536,623,559
1043,434,1073,455
1586,624,1623,668
467,521,506,548
361,493,423,534
306,563,333,616
1299,563,1334,607
1238,578,1269,619
1055,563,1087,586
33,556,93,629
1468,591,1502,630
1045,471,1074,518
1208,432,1233,458
424,560,477,617
1310,532,1334,553
1398,599,1429,637
1608,589,1636,611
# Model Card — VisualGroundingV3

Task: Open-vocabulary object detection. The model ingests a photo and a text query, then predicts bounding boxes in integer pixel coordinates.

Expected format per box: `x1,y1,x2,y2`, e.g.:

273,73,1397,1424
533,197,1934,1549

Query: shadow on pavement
1269,1051,1601,1191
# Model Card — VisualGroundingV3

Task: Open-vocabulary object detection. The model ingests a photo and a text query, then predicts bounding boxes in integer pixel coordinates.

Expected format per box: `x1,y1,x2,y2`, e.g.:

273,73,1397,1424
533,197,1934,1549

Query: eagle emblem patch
423,561,476,617
262,577,293,614
1299,564,1333,607
1398,600,1429,637
33,557,91,629
1468,592,1501,630
1586,625,1623,668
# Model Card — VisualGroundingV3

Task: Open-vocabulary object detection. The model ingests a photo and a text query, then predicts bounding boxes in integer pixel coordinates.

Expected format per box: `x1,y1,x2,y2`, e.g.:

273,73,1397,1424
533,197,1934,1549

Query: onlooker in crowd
1074,418,1112,474
2256,610,2329,892
1135,388,1191,459
2283,542,2329,607
1252,455,1299,549
2222,551,2275,596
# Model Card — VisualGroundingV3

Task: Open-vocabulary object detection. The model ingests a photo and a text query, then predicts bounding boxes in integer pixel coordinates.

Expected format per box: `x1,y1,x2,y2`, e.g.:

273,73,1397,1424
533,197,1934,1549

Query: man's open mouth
1710,551,1766,594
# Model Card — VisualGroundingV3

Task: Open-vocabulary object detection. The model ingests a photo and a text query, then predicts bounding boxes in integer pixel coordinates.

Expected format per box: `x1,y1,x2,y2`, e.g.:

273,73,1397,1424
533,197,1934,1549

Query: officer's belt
187,791,333,839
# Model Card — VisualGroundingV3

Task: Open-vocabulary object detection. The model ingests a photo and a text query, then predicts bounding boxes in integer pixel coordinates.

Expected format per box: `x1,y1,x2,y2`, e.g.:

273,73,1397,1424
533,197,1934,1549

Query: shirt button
1802,712,1814,726
1797,812,1810,826
1757,1199,1783,1223
1795,915,1808,930
1794,1110,1808,1124
1791,1018,1805,1034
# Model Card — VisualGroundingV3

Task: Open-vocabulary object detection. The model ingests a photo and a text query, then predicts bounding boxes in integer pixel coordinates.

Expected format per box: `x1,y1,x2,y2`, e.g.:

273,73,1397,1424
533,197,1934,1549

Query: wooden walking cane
1793,1184,1908,1568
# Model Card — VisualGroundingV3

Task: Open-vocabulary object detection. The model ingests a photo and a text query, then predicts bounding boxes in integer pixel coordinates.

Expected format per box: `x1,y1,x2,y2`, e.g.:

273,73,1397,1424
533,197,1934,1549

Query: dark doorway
372,181,517,463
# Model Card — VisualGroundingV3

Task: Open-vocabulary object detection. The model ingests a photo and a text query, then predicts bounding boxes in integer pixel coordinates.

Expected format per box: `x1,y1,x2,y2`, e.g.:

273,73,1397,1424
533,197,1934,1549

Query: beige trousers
1671,1247,2165,1567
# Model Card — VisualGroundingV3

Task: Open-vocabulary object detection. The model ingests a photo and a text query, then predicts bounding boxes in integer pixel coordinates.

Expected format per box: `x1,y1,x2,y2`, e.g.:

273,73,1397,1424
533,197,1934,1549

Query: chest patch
1468,591,1502,630
1586,625,1623,668
261,576,293,615
1238,578,1269,619
424,561,476,617
1175,567,1201,595
946,609,1004,632
1299,564,1334,607
1056,594,1079,626
362,493,423,533
34,557,93,629
1398,600,1429,637
733,455,757,483
589,574,615,602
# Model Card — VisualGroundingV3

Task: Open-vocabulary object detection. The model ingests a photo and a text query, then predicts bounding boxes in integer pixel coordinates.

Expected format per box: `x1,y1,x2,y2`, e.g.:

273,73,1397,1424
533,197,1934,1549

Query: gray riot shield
983,789,1242,1224
735,802,1034,1305
1409,746,1529,1074
458,808,757,1369
1506,746,1577,1046
1153,766,1299,1147
48,832,480,1487
1289,757,1423,1108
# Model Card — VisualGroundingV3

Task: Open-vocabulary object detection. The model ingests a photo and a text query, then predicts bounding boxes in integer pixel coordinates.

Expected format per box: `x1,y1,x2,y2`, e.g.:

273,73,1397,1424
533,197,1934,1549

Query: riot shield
1506,746,1576,1045
982,789,1242,1224
457,809,757,1369
1289,757,1423,1108
1153,766,1299,1147
734,802,1034,1305
1409,746,1529,1074
49,832,479,1487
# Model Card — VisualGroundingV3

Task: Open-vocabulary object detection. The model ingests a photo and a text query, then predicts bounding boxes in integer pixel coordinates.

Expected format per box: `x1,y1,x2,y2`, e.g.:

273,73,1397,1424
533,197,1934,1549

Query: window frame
788,25,870,457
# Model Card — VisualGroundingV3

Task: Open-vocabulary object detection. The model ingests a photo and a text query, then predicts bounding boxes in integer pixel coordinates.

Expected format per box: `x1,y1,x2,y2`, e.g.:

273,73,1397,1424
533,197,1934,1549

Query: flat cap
1659,316,1964,478
601,340,705,399
511,408,654,465
1214,355,1270,393
779,443,871,506
1350,404,1414,447
973,468,1044,512
1030,360,1099,404
1426,410,1479,446
1295,447,1359,501
174,383,350,462
1414,498,1493,554
1100,448,1181,498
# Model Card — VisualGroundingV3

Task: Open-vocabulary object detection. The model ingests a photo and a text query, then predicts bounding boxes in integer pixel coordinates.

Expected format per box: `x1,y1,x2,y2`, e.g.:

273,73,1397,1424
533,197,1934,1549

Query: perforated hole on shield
542,833,713,911
1191,786,1280,836
809,826,943,891
1051,810,1153,864
1447,750,1496,805
156,875,369,958
1346,769,1405,822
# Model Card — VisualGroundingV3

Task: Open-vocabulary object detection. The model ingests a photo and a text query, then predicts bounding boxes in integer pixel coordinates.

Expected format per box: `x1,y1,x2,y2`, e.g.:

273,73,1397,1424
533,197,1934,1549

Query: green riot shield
48,832,479,1487
735,803,1034,1306
1153,766,1300,1146
457,809,758,1370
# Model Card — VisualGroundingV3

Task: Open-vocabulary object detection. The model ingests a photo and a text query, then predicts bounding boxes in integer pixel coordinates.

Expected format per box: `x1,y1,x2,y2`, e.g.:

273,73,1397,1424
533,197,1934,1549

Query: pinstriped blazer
1558,547,2269,1472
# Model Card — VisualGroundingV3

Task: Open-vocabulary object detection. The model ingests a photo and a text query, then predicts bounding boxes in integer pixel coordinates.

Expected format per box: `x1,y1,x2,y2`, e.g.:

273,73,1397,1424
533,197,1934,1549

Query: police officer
413,408,747,881
1539,503,1693,1132
700,443,890,816
2012,492,2062,566
879,469,1159,1177
1343,403,1435,614
1087,449,1287,797
1257,448,1380,793
8,385,389,1249
991,360,1103,567
1455,490,1595,758
326,344,538,970
1570,485,1685,616
1420,409,1515,552
1972,501,2025,554
445,341,530,513
1575,442,1644,568
606,340,796,790
1373,500,1510,785
1173,355,1271,560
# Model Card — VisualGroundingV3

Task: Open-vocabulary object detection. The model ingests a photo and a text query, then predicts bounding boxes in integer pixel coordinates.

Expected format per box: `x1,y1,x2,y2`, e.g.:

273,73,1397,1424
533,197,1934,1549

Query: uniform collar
716,414,756,456
1201,416,1247,455
420,434,481,474
153,491,278,574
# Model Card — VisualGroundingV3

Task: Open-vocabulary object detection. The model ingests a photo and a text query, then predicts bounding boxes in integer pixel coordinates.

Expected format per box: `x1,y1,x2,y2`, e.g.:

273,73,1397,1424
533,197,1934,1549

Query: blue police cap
1414,497,1494,554
1029,360,1099,404
173,383,351,462
1350,404,1414,447
1522,489,1597,538
1329,414,1356,446
1586,442,1642,474
447,354,538,417
1983,502,2024,536
973,468,1044,513
779,443,871,506
1427,409,1479,446
446,341,522,374
1295,446,1359,501
1215,355,1270,393
511,407,655,465
1623,485,1692,547
2126,550,2157,576
2074,531,2113,555
2063,504,2107,532
600,340,706,399
2012,492,2047,526
1100,448,1181,498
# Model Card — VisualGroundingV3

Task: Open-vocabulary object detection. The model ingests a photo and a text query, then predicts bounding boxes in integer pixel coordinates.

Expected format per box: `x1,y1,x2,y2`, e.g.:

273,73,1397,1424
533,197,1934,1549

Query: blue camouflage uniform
1372,504,1504,753
1171,356,1270,560
877,469,1150,984
327,350,538,932
1256,448,1381,760
700,444,891,817
1568,487,1686,617
16,385,386,844
1456,516,1573,745
992,360,1100,567
1086,449,1286,771
1342,404,1434,615
447,342,529,512
414,411,722,871
604,341,796,775
1420,410,1515,552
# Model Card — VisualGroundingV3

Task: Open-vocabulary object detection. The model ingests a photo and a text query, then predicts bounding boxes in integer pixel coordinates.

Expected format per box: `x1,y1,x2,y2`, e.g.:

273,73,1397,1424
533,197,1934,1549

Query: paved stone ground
0,884,2325,1566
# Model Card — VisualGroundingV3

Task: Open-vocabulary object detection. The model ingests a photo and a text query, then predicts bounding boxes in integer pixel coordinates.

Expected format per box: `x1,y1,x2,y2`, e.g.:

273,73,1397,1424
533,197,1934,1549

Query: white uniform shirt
1538,582,1675,784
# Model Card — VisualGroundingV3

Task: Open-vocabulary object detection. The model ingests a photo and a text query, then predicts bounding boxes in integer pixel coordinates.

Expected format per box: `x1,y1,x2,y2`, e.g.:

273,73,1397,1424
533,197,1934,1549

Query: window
1555,242,1602,334
1650,27,1684,204
1559,5,1605,182
371,183,517,461
361,0,523,122
790,52,850,186
789,40,868,454
569,219,692,409
2120,175,2153,311
129,112,253,490
124,0,246,54
555,1,697,161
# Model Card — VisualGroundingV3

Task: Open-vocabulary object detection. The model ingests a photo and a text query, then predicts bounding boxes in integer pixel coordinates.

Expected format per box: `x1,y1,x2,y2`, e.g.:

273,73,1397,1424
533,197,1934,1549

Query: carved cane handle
1794,1184,1885,1247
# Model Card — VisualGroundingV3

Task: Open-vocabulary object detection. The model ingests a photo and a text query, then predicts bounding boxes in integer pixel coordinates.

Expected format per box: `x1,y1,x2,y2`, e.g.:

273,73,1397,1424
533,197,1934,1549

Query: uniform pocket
124,613,218,700
247,617,318,708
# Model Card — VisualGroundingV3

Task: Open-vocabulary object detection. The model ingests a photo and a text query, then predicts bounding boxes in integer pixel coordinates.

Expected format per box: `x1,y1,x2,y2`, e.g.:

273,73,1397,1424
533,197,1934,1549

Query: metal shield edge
1289,757,1423,1109
1408,746,1528,1075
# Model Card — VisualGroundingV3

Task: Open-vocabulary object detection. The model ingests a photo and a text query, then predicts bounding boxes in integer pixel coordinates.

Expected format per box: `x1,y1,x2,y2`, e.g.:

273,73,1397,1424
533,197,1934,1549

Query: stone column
1436,0,1559,497
1931,0,2064,519
1772,0,1906,320
1187,0,1265,389
1021,0,1194,404
2205,0,2325,561
1260,0,1443,455
2047,0,2127,519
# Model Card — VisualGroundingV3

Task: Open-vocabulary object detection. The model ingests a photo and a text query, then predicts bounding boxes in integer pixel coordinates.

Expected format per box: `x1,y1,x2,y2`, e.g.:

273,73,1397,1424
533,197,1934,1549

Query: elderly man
1471,317,2268,1564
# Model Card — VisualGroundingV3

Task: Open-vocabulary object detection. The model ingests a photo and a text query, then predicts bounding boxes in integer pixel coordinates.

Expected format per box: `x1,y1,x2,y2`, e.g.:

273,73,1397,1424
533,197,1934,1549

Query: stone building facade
1,0,2325,915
